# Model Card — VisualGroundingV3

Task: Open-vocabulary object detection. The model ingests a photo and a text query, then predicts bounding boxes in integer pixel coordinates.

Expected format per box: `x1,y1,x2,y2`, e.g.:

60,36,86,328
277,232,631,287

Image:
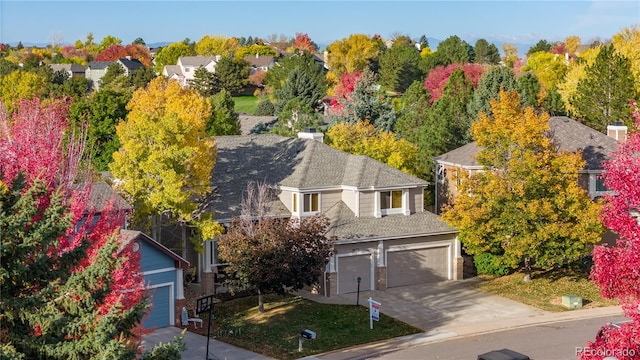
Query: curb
303,305,624,360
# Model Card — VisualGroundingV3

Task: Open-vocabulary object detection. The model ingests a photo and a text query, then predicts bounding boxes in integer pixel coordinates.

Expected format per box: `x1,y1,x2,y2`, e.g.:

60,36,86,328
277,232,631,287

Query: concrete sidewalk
141,326,276,360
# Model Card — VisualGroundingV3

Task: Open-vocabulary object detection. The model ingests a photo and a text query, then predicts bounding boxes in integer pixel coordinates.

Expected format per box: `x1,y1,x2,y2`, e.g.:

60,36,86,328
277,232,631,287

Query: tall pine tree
571,44,637,133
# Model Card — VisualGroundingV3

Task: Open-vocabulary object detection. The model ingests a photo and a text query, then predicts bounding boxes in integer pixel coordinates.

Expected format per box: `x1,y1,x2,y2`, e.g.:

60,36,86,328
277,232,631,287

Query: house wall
341,190,357,215
321,190,342,212
408,187,424,213
359,191,375,217
279,190,294,213
85,68,108,91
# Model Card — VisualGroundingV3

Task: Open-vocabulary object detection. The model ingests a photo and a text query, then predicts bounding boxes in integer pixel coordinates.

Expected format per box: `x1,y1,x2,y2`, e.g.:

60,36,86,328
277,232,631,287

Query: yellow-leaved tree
326,34,386,80
556,46,600,115
442,90,604,281
325,120,420,177
110,77,222,250
195,35,239,57
521,51,568,90
612,25,640,93
0,70,46,114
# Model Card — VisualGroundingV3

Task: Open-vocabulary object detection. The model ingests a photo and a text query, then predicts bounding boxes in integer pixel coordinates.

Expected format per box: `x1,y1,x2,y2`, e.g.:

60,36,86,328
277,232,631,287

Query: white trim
146,282,175,326
336,251,374,294
355,190,360,218
143,267,176,276
176,269,184,300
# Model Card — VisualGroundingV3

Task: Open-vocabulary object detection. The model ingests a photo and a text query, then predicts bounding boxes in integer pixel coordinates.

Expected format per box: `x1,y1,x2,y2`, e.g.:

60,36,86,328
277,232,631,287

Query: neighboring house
198,132,462,297
49,63,87,78
85,57,145,91
85,61,112,91
243,54,275,74
434,116,622,214
82,181,190,329
162,55,220,88
121,230,190,330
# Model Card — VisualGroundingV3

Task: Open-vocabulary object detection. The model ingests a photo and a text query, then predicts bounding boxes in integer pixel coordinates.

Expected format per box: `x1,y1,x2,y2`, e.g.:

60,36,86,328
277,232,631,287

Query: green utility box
562,294,583,309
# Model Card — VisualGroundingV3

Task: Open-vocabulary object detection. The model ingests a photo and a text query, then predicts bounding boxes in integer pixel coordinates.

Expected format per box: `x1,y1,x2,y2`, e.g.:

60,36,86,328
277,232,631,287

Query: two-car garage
335,242,452,294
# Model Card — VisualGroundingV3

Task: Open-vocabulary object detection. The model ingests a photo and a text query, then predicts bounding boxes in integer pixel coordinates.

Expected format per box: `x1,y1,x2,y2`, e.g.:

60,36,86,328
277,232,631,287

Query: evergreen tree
264,52,325,97
329,69,396,132
378,43,423,93
436,35,473,64
274,65,326,114
272,98,324,137
418,34,429,50
467,66,517,119
207,89,241,136
473,39,500,64
396,80,431,144
191,66,219,97
214,55,250,95
254,98,275,116
571,44,637,132
515,72,541,109
100,62,126,89
527,39,552,56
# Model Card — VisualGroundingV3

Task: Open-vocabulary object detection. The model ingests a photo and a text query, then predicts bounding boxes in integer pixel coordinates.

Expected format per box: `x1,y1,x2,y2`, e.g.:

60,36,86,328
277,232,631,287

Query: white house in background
85,58,145,91
162,55,220,88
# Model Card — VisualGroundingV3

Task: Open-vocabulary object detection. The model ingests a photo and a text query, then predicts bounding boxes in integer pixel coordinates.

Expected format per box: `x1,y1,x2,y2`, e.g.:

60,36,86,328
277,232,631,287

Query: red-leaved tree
292,32,317,53
96,44,128,62
0,98,147,358
580,100,640,360
423,63,486,102
329,71,361,115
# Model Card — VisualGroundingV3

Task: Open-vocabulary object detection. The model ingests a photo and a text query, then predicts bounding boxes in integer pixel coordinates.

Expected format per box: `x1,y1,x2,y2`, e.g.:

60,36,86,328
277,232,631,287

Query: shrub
254,99,275,116
474,253,511,276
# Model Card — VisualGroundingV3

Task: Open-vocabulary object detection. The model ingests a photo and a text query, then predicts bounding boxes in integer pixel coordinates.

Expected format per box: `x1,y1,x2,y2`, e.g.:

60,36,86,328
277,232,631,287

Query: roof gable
120,230,190,269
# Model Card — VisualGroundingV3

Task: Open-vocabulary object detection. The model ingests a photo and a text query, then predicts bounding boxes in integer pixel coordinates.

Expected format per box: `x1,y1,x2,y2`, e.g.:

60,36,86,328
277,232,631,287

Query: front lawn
476,269,618,312
200,293,421,360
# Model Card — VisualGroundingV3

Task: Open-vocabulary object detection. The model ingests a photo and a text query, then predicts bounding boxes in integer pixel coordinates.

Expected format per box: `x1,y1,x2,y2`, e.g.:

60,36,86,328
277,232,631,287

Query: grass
232,95,260,114
202,293,421,360
476,268,618,312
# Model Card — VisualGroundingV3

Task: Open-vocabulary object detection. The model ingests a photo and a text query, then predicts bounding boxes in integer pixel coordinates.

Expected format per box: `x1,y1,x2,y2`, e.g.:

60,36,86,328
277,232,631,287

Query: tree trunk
258,289,265,313
523,257,532,282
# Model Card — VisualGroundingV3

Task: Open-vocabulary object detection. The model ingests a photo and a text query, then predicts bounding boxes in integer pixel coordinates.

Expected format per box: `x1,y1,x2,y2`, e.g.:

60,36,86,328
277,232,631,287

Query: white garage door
337,253,372,294
387,246,449,287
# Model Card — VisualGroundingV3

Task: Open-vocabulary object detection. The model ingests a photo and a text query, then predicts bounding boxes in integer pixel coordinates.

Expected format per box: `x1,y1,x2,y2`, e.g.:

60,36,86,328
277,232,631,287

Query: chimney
297,127,324,143
607,122,627,141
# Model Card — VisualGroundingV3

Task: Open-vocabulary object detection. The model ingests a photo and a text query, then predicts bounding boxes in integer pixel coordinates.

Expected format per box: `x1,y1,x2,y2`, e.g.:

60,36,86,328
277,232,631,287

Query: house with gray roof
198,132,462,297
49,63,87,78
85,58,145,91
434,116,622,213
243,54,275,74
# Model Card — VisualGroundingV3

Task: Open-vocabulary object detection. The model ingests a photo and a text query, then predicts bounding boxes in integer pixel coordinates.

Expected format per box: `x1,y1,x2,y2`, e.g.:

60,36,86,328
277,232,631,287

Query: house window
303,193,319,213
380,190,402,210
292,193,298,212
436,164,446,184
185,67,191,72
595,177,608,192
207,240,226,266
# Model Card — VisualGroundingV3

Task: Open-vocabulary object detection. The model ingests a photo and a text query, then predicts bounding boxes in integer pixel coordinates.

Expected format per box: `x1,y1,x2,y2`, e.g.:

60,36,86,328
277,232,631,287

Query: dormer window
292,192,320,215
380,190,402,210
303,193,319,213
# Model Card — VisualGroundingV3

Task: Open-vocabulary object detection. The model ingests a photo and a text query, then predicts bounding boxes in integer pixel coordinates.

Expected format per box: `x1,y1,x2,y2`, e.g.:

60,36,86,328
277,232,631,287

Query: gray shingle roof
325,201,456,241
238,115,278,135
178,56,217,67
209,134,427,220
163,65,183,77
87,61,112,70
435,116,619,171
118,58,145,71
243,55,274,68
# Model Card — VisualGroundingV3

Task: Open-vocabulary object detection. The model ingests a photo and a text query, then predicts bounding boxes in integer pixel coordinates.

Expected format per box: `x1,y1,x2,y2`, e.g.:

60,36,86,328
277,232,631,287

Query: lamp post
356,276,362,305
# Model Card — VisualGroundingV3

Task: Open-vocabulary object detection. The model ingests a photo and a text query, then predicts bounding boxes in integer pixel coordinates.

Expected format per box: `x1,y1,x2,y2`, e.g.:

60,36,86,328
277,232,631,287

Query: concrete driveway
331,277,545,336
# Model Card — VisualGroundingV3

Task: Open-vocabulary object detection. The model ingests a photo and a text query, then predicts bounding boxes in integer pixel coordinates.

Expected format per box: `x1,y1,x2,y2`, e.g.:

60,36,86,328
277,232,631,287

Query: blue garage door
143,285,171,329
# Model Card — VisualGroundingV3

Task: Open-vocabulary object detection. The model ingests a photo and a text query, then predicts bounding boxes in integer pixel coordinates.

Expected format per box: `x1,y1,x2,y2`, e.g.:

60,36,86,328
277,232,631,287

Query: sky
1,0,638,49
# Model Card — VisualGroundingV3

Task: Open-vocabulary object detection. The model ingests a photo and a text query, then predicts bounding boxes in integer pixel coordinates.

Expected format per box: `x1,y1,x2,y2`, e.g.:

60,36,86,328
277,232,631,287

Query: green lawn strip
211,294,421,360
475,269,618,312
232,95,259,114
